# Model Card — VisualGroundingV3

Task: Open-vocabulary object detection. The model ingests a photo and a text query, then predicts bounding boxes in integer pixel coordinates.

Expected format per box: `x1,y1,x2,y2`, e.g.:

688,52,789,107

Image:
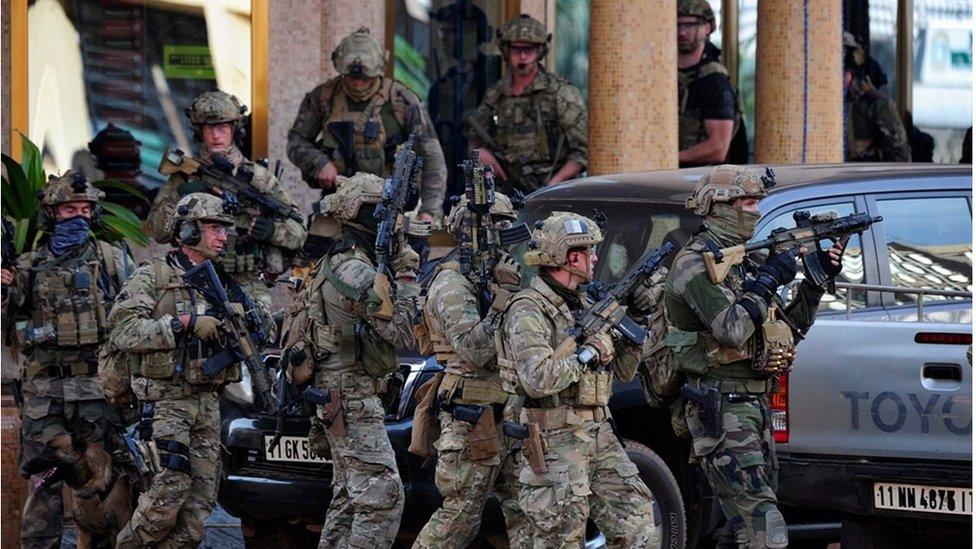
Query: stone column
754,0,843,163
588,0,676,175
320,0,387,81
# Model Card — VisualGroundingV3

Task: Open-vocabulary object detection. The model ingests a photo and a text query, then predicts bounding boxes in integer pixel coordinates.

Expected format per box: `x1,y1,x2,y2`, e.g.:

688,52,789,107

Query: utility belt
439,372,508,406
695,377,776,395
521,404,611,431
318,372,388,400
24,348,99,379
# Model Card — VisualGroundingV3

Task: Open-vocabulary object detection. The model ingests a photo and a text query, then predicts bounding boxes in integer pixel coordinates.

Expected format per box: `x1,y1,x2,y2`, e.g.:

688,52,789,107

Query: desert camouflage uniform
108,249,273,548
413,259,526,548
146,145,307,310
300,237,417,548
466,69,587,195
664,165,828,548
846,80,911,162
496,217,658,549
6,236,131,549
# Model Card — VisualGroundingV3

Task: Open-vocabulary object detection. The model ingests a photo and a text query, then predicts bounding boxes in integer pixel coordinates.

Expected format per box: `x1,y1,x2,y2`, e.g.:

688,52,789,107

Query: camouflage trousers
116,391,220,548
20,391,121,549
413,409,526,549
685,395,784,548
317,395,404,549
517,419,659,549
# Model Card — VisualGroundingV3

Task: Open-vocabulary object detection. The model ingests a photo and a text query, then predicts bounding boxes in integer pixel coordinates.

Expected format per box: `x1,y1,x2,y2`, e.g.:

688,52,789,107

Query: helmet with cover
38,171,105,229
685,164,770,216
523,211,603,268
677,0,716,29
316,172,385,231
332,27,388,78
445,192,519,237
185,90,248,144
497,14,551,58
168,193,234,255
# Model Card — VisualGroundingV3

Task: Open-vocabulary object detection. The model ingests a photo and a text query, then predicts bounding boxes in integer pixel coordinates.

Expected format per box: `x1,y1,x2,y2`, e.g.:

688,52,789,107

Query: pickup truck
220,163,971,548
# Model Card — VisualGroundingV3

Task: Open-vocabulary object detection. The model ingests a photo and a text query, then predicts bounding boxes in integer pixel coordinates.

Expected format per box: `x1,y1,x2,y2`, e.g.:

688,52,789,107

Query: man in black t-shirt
677,0,748,167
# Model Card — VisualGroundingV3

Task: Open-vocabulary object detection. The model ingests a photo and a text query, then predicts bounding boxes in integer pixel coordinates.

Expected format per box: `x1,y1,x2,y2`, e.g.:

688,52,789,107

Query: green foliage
394,34,431,102
1,133,150,253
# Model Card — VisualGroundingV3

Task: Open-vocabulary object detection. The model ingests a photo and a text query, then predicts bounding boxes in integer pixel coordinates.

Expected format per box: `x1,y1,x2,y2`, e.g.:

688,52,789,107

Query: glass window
28,0,256,216
756,202,866,313
876,196,972,305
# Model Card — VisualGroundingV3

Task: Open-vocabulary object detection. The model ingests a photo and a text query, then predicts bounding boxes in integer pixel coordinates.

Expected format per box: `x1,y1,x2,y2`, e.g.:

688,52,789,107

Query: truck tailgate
786,312,972,461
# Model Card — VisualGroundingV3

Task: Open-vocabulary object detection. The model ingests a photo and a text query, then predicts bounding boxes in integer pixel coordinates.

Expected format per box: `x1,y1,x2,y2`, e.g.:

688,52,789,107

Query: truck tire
841,517,901,549
624,440,687,549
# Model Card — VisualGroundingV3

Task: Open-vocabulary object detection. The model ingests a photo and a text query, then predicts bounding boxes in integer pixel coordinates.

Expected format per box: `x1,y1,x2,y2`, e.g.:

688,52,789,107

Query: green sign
163,45,216,79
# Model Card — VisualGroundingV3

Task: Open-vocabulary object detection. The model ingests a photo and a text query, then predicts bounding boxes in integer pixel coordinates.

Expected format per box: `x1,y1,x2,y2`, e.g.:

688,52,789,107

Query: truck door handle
923,363,962,382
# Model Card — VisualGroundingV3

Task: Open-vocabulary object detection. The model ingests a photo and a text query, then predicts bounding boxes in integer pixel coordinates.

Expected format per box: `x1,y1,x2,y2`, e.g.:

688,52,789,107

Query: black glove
744,249,798,304
803,246,844,283
177,179,207,196
249,217,276,242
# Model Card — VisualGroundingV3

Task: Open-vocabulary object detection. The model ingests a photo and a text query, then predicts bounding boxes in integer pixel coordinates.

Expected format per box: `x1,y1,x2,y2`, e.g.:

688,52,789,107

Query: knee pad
761,508,788,549
154,439,191,475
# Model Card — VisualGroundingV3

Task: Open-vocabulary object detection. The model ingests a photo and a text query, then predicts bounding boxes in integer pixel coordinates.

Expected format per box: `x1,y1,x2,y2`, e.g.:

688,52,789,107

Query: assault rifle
456,153,531,313
703,210,883,287
570,242,676,366
158,148,304,224
372,134,424,320
465,116,521,193
182,260,276,413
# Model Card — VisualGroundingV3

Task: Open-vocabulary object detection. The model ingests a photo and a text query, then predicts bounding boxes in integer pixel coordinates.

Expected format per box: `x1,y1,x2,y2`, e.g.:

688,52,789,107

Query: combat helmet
523,211,602,268
843,31,867,72
445,192,519,236
185,90,248,144
38,171,105,229
497,14,551,57
678,0,716,29
317,172,385,225
167,193,234,249
685,164,773,216
332,27,388,78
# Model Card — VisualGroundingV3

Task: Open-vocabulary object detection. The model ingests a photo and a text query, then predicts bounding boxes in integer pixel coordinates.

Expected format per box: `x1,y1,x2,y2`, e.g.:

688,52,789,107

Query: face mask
706,203,760,243
49,216,91,257
342,77,381,102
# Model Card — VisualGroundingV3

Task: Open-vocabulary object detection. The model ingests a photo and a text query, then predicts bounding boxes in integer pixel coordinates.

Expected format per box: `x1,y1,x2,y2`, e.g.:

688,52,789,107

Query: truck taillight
770,373,788,443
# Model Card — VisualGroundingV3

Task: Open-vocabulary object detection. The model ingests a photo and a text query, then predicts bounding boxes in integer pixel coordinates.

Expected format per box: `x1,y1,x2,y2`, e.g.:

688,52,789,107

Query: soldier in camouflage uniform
496,212,660,548
147,90,307,309
287,28,446,225
110,193,274,548
465,15,588,194
413,193,526,548
1,172,132,549
664,165,845,548
844,32,910,162
284,173,418,548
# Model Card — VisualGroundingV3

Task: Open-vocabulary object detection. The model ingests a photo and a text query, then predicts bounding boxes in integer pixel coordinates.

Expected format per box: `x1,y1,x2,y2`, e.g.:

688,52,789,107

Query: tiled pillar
754,0,843,163
588,0,677,174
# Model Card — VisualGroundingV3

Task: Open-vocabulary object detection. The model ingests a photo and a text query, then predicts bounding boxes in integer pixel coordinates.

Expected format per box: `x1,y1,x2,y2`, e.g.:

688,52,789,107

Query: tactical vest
417,262,508,406
665,237,790,387
318,77,408,178
496,278,614,410
133,258,240,390
305,249,398,398
678,60,742,153
20,240,122,377
482,72,568,190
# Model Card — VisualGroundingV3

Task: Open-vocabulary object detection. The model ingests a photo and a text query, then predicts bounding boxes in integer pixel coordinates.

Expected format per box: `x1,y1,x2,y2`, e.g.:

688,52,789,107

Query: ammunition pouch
357,321,398,378
522,405,610,431
439,372,508,406
154,439,191,475
569,371,613,407
755,318,796,375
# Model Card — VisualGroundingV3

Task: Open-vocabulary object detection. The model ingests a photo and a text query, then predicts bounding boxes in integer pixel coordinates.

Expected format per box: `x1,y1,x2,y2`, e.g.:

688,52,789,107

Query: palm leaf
99,213,149,247
93,179,148,203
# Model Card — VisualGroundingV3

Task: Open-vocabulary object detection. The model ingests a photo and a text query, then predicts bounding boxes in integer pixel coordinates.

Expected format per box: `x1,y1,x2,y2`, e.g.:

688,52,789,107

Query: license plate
264,436,329,464
874,482,973,515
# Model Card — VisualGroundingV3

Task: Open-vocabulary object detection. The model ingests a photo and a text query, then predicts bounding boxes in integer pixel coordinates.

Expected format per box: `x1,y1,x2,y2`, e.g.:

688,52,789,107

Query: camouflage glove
392,244,420,279
249,217,276,243
630,267,667,314
191,315,223,342
492,252,522,286
581,330,615,367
